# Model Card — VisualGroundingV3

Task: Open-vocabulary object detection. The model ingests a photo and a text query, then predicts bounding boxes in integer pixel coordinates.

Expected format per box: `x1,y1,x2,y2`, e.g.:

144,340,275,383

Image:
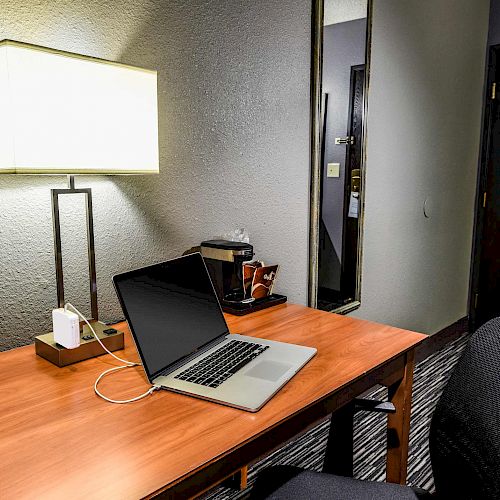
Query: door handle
335,136,355,145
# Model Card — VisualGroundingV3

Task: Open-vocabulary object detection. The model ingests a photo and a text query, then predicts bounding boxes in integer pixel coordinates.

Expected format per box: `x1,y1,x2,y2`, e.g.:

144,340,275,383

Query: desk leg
322,401,355,476
221,466,248,491
386,350,415,484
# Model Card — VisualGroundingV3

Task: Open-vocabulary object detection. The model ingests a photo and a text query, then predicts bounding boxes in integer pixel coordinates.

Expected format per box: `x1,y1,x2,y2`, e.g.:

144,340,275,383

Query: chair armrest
354,398,396,414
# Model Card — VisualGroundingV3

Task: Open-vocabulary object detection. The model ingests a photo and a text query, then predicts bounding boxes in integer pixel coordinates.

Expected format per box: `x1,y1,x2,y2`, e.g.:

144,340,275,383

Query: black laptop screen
113,253,229,379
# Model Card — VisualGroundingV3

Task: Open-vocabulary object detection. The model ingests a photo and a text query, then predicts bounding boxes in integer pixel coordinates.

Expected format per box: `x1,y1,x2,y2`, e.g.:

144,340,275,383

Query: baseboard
415,316,469,363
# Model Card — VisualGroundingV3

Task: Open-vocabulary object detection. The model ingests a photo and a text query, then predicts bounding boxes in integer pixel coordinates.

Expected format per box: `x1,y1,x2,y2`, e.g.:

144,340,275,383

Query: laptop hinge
153,333,229,379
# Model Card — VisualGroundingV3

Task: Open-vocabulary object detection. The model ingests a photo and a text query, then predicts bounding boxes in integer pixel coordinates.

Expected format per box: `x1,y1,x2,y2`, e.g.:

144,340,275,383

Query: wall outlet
327,163,340,178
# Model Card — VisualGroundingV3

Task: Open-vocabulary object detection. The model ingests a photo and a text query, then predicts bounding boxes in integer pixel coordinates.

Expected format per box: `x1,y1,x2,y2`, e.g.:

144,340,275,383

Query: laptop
113,253,316,412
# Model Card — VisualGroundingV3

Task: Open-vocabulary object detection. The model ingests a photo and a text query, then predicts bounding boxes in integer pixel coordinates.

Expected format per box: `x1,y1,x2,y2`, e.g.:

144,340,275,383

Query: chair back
429,318,500,499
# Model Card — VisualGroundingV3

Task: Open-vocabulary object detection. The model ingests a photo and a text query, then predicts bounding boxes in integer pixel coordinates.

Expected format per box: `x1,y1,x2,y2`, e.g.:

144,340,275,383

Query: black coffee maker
201,239,254,306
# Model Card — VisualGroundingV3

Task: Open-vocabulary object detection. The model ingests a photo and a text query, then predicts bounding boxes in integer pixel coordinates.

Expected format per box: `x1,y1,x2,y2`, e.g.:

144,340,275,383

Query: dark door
340,65,365,300
317,65,365,311
472,45,500,328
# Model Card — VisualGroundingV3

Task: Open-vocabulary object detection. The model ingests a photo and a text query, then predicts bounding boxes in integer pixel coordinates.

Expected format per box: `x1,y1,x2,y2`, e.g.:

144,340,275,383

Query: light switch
327,163,340,178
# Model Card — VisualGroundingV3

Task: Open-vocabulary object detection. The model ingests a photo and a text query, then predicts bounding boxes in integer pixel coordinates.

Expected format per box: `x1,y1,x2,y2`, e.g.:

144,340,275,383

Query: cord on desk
64,302,161,404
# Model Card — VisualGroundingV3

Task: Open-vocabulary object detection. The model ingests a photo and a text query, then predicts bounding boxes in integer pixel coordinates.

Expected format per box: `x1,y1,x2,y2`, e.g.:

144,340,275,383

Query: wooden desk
0,304,425,499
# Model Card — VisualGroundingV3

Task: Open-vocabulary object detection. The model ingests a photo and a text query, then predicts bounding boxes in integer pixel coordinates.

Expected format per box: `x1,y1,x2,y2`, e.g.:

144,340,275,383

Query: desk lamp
0,40,159,365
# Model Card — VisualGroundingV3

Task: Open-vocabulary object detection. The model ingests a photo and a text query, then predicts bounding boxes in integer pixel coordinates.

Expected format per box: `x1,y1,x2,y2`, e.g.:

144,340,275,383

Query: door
341,65,365,300
309,1,371,312
317,64,366,311
471,44,500,328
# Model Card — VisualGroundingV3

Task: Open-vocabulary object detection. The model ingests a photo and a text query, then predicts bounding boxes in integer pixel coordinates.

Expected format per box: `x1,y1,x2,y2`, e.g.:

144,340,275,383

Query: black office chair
251,317,500,499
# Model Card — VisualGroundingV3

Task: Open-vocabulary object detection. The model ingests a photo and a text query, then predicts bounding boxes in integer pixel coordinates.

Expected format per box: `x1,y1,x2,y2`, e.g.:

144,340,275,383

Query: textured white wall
0,0,311,349
324,0,367,26
352,0,490,333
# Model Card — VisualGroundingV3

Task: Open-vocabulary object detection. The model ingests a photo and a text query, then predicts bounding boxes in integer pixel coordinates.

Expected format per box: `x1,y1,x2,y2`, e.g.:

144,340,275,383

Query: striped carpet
203,332,470,499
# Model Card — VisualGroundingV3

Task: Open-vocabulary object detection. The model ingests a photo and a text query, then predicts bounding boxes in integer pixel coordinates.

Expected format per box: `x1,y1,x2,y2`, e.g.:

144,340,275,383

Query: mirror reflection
316,0,369,312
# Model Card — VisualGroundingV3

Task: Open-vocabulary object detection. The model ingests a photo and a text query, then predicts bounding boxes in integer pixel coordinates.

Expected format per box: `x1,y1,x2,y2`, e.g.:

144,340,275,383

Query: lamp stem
52,178,99,322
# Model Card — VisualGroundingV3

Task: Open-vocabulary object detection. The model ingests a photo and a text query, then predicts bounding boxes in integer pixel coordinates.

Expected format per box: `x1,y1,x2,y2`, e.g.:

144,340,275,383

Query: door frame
469,43,500,330
307,0,373,312
308,0,324,309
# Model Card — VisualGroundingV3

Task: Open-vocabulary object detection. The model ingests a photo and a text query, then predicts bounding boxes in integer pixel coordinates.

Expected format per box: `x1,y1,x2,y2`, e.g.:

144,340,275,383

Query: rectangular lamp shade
0,40,159,174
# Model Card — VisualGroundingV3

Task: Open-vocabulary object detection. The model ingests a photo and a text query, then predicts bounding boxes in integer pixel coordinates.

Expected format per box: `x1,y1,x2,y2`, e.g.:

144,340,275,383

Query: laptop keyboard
174,340,269,388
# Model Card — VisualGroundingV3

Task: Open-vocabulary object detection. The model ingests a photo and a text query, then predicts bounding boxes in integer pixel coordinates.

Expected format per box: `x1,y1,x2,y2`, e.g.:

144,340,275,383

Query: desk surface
0,304,426,499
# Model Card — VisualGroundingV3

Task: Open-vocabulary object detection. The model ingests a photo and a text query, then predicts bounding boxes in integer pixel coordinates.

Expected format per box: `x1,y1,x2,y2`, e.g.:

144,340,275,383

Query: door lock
351,169,361,192
335,136,355,145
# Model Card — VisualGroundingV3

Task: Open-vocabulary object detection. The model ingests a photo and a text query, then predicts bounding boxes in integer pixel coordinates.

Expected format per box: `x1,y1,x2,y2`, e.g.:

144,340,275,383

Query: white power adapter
52,308,80,349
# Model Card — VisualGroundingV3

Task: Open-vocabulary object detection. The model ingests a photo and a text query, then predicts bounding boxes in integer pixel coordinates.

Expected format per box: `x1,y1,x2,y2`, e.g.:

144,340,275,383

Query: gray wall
320,18,366,290
0,0,311,350
352,0,490,333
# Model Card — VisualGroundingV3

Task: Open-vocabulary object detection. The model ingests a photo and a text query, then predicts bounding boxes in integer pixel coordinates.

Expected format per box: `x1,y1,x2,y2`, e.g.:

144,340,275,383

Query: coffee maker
201,239,254,305
200,239,287,315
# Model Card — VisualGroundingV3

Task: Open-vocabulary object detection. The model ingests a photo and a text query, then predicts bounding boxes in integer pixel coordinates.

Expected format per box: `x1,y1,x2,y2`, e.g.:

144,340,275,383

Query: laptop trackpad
245,361,292,382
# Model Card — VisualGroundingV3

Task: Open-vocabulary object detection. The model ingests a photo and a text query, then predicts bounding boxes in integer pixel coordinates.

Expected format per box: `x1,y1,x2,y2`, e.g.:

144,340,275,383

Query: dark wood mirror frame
307,0,373,313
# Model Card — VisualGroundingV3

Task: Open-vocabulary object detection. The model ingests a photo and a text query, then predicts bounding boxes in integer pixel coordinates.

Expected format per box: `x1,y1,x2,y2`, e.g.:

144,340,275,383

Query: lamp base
35,321,124,367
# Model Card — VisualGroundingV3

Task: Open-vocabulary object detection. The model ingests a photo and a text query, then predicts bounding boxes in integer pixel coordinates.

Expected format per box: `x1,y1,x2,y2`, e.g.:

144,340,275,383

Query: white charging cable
64,302,160,404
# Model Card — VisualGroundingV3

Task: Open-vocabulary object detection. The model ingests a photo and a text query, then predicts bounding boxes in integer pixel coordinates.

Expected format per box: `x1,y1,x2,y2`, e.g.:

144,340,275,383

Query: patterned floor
203,332,470,499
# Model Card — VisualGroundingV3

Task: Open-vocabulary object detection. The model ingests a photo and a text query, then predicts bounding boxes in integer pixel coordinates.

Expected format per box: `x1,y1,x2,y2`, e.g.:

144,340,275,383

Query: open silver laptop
113,253,316,412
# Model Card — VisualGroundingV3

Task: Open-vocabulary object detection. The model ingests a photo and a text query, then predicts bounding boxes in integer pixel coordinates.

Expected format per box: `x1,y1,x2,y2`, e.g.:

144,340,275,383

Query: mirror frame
308,0,373,313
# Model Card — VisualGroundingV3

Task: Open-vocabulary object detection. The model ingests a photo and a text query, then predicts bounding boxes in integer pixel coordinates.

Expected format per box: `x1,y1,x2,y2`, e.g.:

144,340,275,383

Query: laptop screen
113,253,229,379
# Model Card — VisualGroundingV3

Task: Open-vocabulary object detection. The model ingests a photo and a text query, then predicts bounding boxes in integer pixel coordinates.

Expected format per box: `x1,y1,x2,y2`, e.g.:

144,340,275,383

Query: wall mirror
309,0,372,313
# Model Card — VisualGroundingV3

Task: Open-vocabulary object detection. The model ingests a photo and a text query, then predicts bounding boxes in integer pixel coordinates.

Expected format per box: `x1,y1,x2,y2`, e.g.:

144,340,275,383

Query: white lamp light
0,40,159,361
0,40,159,174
